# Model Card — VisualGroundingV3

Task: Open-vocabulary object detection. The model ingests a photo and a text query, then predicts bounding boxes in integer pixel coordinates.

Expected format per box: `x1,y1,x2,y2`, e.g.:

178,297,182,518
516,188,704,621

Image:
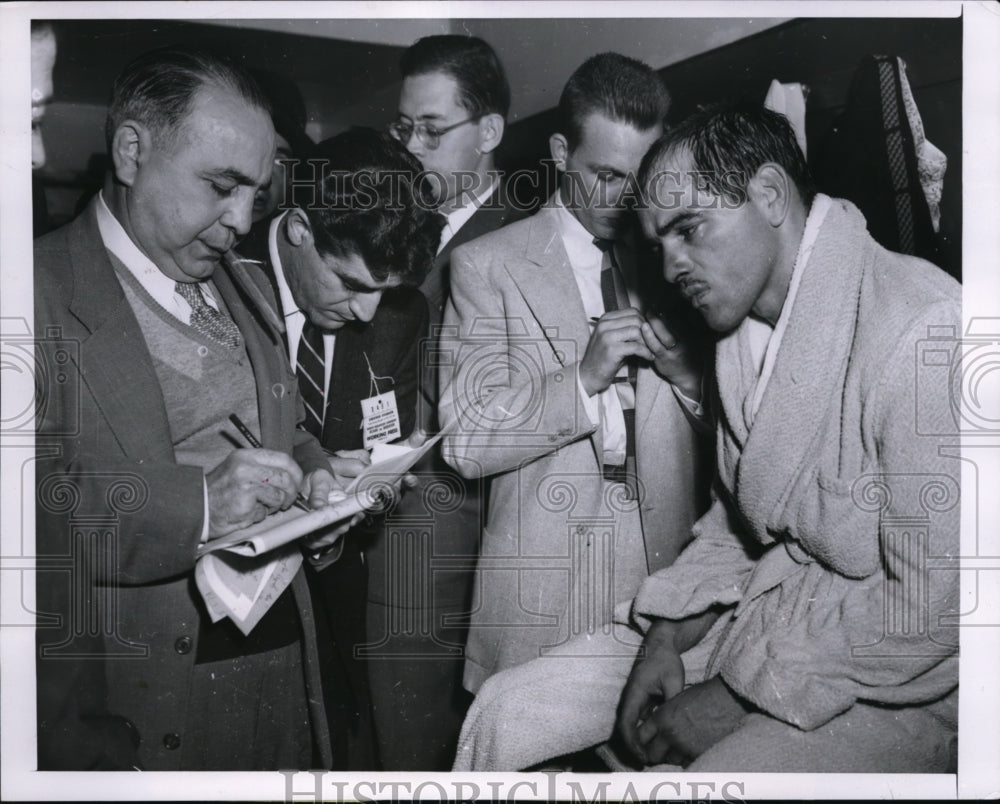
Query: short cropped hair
303,127,445,285
637,101,816,208
557,52,670,151
105,45,270,153
400,35,510,120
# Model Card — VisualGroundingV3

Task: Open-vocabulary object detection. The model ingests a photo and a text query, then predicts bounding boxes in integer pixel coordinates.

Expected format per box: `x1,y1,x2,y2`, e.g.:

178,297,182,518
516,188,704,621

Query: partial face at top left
31,28,56,171
115,82,275,283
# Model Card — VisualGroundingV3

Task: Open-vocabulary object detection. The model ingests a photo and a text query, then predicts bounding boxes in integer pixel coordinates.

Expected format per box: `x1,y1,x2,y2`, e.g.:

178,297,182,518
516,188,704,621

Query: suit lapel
213,257,289,449
424,184,521,323
501,206,592,357
501,207,602,462
323,323,360,447
65,203,176,462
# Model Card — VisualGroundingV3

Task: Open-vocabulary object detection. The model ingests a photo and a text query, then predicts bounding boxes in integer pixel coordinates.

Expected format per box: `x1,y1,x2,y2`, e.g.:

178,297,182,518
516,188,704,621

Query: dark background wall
502,17,962,278
36,15,961,277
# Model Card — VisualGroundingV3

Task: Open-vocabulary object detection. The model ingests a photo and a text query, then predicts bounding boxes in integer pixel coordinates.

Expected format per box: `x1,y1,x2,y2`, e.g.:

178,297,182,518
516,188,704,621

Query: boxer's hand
641,316,701,401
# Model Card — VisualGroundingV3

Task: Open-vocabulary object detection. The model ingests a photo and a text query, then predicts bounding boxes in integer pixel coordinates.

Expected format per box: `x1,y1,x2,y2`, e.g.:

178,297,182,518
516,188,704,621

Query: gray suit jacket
440,203,710,690
33,199,333,769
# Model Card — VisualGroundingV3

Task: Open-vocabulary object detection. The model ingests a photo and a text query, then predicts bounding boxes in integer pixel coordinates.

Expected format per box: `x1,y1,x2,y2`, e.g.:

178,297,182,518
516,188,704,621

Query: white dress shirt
95,190,222,321
551,195,631,465
438,176,497,254
268,212,337,406
95,189,216,542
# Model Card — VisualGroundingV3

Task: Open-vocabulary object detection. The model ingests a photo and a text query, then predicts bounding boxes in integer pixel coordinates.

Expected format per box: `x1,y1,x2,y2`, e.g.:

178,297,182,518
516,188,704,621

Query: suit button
163,733,181,750
174,636,192,655
575,525,586,535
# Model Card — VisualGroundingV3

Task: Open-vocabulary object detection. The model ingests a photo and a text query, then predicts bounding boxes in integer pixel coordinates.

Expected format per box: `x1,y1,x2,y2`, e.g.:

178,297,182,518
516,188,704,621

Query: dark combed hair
303,127,445,285
105,45,270,153
638,101,816,208
400,35,510,120
557,52,670,151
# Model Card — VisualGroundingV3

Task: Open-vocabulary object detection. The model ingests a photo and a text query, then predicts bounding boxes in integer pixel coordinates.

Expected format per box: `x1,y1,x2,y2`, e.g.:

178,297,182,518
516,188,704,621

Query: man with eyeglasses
367,34,525,771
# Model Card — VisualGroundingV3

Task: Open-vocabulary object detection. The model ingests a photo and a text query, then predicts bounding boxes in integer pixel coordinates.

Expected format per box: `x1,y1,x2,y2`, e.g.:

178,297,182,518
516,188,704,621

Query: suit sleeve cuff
671,383,705,419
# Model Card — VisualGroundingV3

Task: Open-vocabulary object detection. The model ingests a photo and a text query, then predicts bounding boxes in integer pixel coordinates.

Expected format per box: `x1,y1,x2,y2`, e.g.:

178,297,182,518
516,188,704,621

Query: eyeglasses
387,116,480,150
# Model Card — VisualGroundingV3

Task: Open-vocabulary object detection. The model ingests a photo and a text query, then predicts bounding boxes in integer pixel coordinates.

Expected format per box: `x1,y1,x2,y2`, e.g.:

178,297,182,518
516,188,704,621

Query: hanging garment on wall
814,54,946,273
764,80,809,158
897,59,948,233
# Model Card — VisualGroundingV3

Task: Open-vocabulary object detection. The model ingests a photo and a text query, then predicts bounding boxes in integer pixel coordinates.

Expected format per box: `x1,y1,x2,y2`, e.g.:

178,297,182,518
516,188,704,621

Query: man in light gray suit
439,53,710,693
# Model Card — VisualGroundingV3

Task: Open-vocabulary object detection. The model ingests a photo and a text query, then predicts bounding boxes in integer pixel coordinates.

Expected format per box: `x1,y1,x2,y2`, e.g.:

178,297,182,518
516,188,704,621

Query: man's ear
549,133,569,172
109,121,149,187
751,163,791,227
284,209,313,248
477,113,505,156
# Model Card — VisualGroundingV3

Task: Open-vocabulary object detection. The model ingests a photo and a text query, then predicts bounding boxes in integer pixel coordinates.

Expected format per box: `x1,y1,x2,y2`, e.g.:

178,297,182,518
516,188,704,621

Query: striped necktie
594,237,638,501
295,319,327,438
174,281,241,350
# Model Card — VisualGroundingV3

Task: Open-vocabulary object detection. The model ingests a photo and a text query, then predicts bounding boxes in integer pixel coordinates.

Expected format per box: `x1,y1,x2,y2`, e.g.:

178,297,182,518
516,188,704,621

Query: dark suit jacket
33,199,333,770
236,216,430,450
235,216,428,769
418,181,529,424
420,180,529,330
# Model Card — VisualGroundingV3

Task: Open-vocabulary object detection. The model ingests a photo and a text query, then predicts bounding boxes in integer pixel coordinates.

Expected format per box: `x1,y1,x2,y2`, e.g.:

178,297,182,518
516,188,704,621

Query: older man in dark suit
34,46,352,770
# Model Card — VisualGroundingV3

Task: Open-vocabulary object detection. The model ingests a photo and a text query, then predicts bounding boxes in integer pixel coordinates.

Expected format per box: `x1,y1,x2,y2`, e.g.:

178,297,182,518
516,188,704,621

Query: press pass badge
360,351,400,447
361,391,401,446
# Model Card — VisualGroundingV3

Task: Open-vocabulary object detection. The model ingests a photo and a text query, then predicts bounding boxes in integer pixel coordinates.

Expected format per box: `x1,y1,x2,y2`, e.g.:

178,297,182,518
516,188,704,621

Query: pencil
228,414,311,512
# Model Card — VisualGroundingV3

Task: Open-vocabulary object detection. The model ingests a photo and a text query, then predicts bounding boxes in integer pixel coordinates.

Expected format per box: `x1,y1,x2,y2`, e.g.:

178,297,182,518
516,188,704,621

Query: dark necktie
295,318,327,438
594,237,638,501
174,281,241,350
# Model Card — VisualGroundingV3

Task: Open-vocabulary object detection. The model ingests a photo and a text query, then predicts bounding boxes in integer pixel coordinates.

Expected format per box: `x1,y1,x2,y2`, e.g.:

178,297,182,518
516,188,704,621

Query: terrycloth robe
452,197,960,773
632,196,960,733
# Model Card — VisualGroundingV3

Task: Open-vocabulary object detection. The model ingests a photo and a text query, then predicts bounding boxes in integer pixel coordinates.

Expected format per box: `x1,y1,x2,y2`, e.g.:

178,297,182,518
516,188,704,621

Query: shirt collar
551,190,604,272
439,176,498,252
95,189,185,310
444,175,497,230
268,211,302,321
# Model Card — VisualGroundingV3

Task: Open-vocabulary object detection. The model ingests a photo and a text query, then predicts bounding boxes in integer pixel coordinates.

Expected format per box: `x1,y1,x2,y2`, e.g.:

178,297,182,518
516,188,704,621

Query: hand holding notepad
198,429,445,559
194,429,447,634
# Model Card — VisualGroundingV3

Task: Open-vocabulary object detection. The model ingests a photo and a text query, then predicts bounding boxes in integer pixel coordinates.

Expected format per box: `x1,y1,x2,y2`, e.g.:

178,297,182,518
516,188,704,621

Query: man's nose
220,190,255,238
350,291,384,324
662,244,690,284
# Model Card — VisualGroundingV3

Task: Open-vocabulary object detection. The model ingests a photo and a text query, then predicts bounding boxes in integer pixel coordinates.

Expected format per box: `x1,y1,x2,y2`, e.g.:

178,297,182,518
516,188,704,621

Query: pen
228,414,312,512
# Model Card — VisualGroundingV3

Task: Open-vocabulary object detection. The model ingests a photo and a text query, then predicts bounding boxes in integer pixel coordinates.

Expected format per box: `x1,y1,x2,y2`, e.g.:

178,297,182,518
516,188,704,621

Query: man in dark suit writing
34,46,351,770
